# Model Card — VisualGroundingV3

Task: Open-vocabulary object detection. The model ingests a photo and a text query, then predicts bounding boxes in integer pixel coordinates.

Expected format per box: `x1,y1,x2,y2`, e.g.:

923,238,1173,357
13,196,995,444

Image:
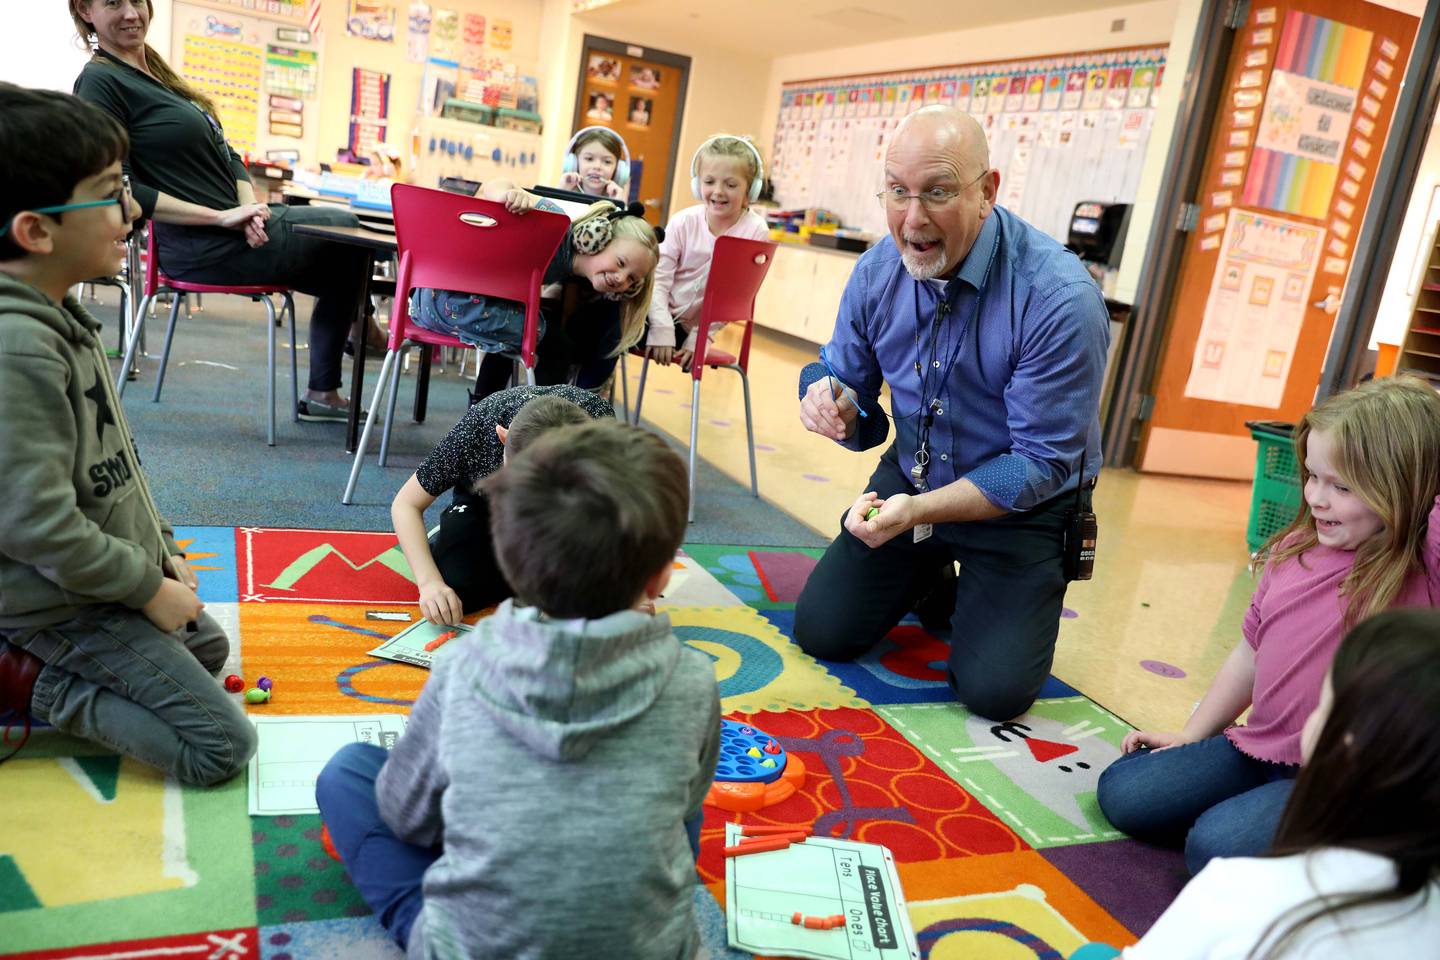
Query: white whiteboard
770,47,1168,245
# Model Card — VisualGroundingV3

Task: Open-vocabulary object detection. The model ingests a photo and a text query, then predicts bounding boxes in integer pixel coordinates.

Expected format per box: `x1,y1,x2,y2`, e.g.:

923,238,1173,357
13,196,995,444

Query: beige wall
538,1,773,218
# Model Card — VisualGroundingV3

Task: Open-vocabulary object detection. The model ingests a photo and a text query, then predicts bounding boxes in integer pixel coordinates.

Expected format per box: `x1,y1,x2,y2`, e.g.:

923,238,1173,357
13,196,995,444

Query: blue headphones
563,126,631,187
690,135,765,203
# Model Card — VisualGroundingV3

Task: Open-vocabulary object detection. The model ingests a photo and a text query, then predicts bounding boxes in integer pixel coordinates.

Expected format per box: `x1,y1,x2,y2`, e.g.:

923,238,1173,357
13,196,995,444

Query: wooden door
575,43,688,227
1139,1,1418,478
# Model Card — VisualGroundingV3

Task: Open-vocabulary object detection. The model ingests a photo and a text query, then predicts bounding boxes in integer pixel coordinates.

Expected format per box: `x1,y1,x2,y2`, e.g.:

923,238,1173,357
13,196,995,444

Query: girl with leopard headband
408,182,661,404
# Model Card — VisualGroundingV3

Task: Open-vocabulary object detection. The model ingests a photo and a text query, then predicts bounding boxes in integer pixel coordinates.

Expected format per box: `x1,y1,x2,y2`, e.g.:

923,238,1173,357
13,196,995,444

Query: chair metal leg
114,277,132,356
116,293,151,395
736,366,758,497
379,345,406,467
618,352,629,421
342,348,399,504
263,296,278,446
525,363,536,387
688,378,701,523
634,356,651,426
285,294,299,421
151,294,184,402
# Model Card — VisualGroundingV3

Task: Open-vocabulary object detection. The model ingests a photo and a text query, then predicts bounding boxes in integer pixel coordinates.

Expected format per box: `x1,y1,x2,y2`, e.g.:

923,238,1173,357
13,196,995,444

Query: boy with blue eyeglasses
0,83,255,784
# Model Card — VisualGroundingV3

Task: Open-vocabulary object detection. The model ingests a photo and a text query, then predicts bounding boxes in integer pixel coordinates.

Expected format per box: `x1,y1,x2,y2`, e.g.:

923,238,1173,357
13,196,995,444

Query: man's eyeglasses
875,169,989,212
1,175,132,238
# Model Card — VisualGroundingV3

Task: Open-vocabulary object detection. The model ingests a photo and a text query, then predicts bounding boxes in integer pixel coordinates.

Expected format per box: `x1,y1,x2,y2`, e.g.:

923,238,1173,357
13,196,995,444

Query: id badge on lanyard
910,449,933,543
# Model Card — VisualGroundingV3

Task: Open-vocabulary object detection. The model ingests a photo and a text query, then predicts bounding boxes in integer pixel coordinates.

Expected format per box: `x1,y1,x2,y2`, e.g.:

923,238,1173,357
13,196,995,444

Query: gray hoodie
0,275,181,627
376,600,721,960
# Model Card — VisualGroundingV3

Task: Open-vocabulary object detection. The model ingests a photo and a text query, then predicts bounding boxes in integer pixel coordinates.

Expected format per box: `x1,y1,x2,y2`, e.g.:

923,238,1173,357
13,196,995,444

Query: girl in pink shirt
1097,376,1440,876
644,135,769,372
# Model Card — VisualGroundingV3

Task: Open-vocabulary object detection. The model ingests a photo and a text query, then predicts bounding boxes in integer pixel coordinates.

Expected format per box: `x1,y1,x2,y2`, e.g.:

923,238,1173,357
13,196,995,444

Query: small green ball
245,687,270,704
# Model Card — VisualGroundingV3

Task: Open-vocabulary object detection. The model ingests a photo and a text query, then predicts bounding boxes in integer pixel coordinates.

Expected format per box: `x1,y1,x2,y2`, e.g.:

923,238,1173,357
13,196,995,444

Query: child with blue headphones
645,134,769,370
558,127,629,202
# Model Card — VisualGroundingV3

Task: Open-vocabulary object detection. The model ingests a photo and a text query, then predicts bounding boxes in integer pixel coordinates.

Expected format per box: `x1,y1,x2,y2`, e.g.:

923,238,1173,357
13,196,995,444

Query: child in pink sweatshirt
1096,376,1440,875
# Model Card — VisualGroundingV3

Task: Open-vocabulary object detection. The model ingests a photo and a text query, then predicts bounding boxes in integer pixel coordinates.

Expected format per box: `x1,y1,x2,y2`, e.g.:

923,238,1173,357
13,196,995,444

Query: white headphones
563,126,631,187
690,135,765,203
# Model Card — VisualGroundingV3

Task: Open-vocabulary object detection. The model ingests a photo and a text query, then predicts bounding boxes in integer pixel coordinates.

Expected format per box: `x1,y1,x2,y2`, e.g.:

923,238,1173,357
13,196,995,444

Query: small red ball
224,674,245,693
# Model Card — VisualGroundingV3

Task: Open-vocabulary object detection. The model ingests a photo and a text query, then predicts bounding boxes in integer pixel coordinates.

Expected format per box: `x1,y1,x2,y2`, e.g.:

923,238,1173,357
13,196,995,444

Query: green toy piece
245,687,270,705
864,506,880,521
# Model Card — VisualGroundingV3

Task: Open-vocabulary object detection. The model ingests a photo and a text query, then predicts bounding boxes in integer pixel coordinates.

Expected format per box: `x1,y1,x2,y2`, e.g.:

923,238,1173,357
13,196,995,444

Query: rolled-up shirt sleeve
963,279,1109,511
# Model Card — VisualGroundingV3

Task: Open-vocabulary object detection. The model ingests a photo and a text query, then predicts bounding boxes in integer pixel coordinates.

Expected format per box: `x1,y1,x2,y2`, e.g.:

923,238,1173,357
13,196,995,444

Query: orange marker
723,835,799,857
424,630,459,652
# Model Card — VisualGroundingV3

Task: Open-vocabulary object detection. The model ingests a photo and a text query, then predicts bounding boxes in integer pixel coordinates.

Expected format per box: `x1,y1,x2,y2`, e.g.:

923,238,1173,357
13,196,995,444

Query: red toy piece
223,674,244,693
424,630,459,653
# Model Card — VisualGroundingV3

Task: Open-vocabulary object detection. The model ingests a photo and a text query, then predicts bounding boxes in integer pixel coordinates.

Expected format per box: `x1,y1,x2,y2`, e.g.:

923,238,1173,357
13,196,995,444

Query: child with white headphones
558,127,629,201
645,134,769,370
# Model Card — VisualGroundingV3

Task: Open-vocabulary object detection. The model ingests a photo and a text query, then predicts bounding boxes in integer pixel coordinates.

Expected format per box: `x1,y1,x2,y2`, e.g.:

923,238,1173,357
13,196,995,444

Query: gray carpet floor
89,287,825,547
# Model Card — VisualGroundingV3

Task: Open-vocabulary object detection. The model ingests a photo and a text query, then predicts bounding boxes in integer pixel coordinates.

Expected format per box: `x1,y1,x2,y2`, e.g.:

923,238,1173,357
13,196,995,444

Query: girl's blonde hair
1262,375,1440,625
569,203,658,355
71,0,220,122
695,135,762,186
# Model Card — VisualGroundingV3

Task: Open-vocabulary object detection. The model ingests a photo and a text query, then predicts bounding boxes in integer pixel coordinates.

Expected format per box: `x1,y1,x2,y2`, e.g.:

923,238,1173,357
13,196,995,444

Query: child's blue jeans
316,742,704,950
1095,733,1296,875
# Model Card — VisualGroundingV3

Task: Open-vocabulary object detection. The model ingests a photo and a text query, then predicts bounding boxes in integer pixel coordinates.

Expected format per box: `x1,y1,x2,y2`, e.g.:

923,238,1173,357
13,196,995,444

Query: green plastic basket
1245,420,1302,554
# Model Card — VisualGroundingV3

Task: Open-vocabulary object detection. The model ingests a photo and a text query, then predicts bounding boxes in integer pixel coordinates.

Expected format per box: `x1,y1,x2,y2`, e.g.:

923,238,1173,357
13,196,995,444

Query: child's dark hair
0,83,128,262
485,420,688,619
1249,607,1440,959
505,395,592,458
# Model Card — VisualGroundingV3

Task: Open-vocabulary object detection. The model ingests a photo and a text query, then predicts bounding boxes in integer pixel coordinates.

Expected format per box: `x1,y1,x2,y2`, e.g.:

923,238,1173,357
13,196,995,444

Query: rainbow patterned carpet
0,527,1188,959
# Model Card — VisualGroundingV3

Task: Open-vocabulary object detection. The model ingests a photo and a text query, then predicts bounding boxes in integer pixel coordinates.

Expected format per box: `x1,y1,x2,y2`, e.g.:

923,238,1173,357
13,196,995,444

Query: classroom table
290,222,402,453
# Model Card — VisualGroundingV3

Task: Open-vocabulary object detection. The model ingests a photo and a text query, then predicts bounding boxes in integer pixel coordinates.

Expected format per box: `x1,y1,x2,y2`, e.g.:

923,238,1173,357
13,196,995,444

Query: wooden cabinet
1396,222,1440,387
752,243,862,345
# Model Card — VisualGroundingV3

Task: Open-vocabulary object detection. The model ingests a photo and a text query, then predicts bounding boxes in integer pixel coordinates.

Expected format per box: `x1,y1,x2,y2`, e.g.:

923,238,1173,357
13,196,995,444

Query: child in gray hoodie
0,84,254,783
316,419,721,960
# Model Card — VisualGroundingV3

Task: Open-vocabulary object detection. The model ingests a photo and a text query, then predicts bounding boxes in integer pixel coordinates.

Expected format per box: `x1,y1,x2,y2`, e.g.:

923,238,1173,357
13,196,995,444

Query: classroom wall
757,0,1181,162
313,0,543,168
538,0,773,217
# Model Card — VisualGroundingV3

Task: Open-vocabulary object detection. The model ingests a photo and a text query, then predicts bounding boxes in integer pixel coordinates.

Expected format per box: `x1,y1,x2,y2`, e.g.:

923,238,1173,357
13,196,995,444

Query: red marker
741,824,811,837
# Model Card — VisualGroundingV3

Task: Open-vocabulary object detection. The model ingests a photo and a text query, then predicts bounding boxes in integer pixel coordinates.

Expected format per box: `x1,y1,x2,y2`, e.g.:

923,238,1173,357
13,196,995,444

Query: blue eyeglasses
1,175,131,238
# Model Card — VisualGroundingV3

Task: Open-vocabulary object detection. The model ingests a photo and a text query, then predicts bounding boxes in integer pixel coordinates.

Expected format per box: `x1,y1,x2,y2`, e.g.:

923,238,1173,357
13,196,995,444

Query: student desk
290,222,401,453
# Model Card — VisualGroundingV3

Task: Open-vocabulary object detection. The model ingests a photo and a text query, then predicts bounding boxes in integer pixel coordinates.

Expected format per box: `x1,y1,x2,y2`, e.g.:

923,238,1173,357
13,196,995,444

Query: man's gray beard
901,248,947,280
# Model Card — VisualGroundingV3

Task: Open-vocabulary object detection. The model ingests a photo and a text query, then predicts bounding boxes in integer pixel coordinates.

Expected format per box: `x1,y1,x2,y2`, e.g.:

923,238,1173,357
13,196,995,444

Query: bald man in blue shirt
796,106,1109,721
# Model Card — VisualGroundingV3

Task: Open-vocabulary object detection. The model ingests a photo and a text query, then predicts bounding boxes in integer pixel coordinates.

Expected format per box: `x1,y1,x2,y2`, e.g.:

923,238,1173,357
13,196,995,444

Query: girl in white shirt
644,134,770,371
1091,607,1440,959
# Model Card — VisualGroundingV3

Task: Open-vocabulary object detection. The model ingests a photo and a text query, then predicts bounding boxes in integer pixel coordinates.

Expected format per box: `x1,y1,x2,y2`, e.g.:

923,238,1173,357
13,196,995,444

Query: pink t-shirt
646,204,769,349
1227,495,1440,765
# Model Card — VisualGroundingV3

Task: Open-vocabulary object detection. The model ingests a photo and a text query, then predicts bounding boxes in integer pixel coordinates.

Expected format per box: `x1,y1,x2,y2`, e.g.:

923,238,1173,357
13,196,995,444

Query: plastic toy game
706,719,807,812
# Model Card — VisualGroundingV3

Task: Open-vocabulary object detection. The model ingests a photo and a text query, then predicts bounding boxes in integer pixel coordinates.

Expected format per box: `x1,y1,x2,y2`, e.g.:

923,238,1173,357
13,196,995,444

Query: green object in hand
865,507,880,521
245,687,270,704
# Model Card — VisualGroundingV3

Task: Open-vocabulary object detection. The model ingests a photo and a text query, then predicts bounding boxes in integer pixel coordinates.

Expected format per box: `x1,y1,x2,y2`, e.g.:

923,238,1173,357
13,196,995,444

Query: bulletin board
173,1,324,164
770,45,1167,242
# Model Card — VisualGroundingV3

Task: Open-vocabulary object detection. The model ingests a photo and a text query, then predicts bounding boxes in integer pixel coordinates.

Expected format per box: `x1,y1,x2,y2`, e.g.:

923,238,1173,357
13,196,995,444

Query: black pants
156,204,369,393
429,490,512,613
472,295,623,400
794,445,1072,721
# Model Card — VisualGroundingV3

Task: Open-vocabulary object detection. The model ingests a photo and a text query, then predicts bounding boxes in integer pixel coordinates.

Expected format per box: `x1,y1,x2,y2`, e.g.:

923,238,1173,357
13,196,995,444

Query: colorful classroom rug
0,527,1188,959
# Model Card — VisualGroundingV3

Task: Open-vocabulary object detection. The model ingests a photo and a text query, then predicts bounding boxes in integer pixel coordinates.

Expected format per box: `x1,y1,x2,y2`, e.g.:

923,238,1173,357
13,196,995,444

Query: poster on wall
182,32,263,154
406,2,431,63
347,0,396,41
1183,209,1326,408
429,7,459,61
183,0,307,24
1242,11,1372,220
349,67,391,156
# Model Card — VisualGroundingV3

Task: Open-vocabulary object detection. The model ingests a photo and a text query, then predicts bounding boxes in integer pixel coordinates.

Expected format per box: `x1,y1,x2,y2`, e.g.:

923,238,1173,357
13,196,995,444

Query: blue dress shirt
803,206,1110,513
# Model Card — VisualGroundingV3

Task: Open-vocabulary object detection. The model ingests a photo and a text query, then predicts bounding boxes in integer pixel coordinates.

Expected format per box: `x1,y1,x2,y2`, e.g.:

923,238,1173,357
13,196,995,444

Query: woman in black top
71,0,368,422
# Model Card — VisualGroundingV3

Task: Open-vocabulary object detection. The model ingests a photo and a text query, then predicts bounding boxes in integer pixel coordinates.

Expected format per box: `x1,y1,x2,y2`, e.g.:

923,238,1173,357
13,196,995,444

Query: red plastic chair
628,236,778,522
116,229,297,446
341,183,569,504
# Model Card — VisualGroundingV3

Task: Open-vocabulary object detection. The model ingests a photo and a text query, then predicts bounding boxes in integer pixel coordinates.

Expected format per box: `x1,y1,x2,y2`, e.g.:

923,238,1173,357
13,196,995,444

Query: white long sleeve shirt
646,204,769,349
1124,848,1440,959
